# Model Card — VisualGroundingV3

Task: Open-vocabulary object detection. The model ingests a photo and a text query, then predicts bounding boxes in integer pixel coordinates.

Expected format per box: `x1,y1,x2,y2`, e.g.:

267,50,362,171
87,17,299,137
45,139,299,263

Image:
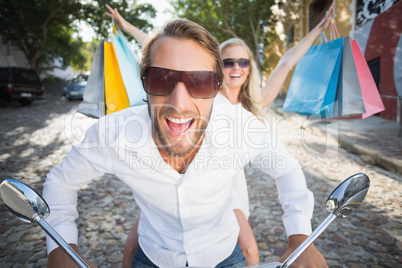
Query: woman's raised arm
260,3,334,109
105,4,148,45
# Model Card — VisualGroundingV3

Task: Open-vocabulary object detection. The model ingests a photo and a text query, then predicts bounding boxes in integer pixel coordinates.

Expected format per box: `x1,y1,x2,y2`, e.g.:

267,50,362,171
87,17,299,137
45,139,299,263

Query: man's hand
277,235,328,268
47,244,96,268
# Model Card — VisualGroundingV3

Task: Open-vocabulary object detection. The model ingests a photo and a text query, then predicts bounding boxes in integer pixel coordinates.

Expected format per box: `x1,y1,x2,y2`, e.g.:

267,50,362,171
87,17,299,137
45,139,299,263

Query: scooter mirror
280,173,370,268
1,179,90,267
0,179,50,223
325,173,370,217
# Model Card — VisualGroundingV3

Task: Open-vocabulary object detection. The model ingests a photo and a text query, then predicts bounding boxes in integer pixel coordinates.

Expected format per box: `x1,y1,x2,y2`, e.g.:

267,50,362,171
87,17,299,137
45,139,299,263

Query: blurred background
0,0,401,120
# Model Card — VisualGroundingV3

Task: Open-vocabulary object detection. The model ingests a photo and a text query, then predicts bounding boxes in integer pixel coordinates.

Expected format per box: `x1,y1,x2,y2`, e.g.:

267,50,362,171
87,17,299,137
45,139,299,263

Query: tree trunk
27,0,68,71
28,51,42,71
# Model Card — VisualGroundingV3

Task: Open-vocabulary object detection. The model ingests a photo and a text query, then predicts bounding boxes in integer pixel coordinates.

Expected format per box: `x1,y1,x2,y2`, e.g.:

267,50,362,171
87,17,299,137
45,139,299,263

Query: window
284,24,295,48
11,69,41,85
308,0,332,30
368,58,381,91
73,74,89,83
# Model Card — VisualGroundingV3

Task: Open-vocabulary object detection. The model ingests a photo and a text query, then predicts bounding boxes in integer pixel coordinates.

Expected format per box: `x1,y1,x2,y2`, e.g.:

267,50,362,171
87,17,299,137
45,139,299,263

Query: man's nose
168,81,192,109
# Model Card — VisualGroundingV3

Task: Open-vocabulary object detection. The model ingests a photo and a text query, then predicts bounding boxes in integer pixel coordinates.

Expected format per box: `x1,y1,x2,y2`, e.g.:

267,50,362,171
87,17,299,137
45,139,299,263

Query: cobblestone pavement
272,98,402,176
0,86,401,267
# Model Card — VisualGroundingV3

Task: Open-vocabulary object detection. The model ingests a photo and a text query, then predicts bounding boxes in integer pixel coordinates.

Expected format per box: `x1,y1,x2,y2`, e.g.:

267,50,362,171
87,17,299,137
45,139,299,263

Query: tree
87,0,156,42
170,0,280,73
39,24,88,72
0,0,81,71
0,0,155,72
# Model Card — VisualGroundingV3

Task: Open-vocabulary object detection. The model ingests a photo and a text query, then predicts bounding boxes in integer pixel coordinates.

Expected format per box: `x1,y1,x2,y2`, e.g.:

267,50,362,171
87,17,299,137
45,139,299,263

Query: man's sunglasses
141,67,222,99
223,58,250,68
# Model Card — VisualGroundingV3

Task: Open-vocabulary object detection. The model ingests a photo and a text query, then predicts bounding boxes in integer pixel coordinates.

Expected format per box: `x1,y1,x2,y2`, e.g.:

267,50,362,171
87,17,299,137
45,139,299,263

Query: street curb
269,105,402,176
335,134,402,176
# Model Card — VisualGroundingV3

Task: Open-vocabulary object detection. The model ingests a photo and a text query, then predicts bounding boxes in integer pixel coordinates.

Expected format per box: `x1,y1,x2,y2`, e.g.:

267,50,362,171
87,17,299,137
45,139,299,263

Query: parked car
0,67,44,105
63,74,88,100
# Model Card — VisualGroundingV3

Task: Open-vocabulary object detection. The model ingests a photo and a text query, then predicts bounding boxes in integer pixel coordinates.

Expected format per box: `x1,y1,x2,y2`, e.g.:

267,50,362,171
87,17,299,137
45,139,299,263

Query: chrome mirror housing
0,178,49,223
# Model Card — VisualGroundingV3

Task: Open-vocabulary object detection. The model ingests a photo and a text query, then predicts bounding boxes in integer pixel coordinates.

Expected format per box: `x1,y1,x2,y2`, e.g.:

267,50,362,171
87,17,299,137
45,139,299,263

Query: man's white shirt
43,97,313,267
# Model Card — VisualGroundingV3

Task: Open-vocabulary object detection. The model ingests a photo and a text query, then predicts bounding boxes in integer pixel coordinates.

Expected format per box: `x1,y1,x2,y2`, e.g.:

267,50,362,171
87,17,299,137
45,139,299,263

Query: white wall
42,58,74,80
0,41,30,68
0,41,73,80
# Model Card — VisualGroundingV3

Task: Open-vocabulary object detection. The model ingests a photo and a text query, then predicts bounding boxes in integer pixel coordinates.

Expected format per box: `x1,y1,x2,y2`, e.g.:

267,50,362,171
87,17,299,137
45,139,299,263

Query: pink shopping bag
346,40,385,119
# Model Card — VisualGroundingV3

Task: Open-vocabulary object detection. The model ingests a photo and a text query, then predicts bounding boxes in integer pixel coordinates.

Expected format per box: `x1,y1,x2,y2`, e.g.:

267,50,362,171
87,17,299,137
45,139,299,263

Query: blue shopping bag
283,33,344,118
112,25,146,107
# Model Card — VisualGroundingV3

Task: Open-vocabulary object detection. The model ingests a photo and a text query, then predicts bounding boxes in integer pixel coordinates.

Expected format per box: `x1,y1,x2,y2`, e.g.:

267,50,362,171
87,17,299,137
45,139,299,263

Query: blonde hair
141,19,224,84
220,38,262,116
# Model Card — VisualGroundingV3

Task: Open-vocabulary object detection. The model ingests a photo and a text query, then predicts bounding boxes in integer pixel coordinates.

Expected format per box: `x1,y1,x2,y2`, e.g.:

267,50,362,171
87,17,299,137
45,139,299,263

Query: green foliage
42,75,64,83
0,0,83,70
39,24,86,71
0,0,156,72
80,40,100,72
88,0,156,43
170,0,280,73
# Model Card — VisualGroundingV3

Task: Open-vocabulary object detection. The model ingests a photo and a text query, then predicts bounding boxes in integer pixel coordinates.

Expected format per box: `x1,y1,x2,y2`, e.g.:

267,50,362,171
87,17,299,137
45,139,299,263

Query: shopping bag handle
112,17,118,36
330,19,341,40
315,31,329,46
106,16,118,41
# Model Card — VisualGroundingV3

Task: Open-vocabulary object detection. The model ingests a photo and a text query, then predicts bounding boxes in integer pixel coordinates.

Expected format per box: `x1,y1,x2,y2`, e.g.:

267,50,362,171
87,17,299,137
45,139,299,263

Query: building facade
0,41,73,81
277,0,402,121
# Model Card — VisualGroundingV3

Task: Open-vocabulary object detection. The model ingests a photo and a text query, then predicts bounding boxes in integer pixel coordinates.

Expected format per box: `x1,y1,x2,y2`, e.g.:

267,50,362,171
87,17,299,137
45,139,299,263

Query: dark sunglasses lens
238,59,250,68
184,71,219,98
223,58,250,68
143,68,177,96
143,67,219,99
223,59,235,68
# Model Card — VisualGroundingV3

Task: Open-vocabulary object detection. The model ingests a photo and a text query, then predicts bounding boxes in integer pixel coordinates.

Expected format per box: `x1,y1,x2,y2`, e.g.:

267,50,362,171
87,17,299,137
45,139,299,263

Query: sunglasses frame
223,58,250,68
141,67,222,99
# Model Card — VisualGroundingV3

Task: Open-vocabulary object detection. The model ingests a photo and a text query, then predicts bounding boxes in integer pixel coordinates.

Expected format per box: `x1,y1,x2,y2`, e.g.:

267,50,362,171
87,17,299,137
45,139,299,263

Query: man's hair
140,19,224,83
220,38,262,116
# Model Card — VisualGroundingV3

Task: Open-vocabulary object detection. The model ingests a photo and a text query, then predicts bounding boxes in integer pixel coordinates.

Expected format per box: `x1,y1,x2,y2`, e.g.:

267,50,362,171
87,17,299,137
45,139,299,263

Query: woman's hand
104,4,148,45
316,2,335,32
105,4,131,33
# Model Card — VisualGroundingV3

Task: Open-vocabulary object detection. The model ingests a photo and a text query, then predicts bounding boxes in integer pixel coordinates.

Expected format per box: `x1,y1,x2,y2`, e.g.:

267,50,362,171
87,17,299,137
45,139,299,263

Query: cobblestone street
0,84,401,267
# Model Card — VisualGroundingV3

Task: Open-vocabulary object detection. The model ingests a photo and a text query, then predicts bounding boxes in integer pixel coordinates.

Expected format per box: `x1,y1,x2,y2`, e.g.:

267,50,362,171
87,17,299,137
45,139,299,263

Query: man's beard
149,104,211,157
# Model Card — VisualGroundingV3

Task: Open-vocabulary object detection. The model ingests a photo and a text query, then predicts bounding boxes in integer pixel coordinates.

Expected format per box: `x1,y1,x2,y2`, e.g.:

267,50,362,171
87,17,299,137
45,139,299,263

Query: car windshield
12,69,41,84
72,75,89,83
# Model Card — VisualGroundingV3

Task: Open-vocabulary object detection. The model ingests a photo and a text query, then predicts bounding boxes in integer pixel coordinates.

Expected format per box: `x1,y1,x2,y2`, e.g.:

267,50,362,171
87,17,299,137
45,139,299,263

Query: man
44,19,327,267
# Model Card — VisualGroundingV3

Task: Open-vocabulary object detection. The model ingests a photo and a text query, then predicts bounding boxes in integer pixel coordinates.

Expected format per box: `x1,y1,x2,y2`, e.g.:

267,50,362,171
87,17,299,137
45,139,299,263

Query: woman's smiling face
222,45,250,91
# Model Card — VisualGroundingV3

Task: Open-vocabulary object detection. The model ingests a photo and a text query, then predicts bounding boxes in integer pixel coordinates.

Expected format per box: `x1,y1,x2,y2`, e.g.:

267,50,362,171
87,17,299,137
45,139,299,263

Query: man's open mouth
166,117,195,133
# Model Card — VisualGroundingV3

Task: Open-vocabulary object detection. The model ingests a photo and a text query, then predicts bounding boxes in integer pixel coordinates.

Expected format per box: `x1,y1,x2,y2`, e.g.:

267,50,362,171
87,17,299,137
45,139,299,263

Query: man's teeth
167,117,193,124
231,74,241,78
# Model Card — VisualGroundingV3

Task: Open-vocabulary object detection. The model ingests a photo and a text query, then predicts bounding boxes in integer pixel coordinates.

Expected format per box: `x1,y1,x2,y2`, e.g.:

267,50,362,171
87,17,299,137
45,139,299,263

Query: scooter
0,173,370,268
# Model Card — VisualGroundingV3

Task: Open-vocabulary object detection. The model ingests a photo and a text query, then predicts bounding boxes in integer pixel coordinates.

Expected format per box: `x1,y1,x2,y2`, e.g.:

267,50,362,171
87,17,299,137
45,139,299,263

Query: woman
105,4,334,267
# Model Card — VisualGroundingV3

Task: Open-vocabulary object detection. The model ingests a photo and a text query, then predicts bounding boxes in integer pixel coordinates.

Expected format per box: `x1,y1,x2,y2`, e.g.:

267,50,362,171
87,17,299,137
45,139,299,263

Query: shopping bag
283,33,344,118
104,41,130,114
77,40,106,118
333,37,366,117
112,27,146,106
342,40,385,119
